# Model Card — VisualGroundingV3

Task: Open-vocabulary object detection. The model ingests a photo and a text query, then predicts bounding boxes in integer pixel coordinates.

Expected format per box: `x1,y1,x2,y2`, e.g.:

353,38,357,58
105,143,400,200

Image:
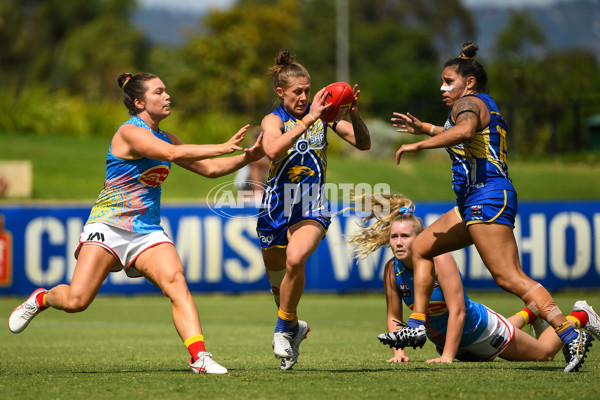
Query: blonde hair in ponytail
346,193,424,260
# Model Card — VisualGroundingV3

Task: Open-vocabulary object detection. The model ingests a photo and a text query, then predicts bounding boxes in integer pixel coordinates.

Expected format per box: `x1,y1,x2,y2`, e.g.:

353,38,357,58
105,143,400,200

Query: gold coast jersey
86,116,171,233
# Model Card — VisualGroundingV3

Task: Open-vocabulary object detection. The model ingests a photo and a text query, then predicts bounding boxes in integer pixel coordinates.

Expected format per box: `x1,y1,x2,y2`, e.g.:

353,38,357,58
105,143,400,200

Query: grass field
1,292,599,400
2,132,600,201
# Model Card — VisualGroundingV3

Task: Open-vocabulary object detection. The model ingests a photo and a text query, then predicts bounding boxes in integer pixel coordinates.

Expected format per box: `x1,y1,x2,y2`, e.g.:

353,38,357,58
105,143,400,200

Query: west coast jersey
392,258,488,348
86,116,171,233
258,104,330,232
444,93,514,203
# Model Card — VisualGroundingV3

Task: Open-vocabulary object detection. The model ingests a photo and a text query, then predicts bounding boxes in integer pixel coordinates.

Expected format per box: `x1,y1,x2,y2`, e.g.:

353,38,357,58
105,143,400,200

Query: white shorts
75,223,173,278
455,307,515,361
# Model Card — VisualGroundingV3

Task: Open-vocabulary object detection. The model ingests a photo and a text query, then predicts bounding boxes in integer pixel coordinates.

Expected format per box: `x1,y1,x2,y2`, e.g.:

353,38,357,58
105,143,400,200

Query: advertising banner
0,201,598,296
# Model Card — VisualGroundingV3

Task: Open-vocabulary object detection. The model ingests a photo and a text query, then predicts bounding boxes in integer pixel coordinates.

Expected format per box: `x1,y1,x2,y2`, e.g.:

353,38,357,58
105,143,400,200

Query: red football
320,82,354,123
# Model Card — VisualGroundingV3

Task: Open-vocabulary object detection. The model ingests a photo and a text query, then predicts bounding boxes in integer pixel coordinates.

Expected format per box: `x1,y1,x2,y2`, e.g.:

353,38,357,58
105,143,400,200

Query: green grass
2,133,600,202
1,292,599,399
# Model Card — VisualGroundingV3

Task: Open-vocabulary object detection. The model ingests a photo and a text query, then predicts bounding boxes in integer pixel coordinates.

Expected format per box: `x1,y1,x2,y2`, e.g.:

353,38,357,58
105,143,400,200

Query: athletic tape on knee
521,283,561,322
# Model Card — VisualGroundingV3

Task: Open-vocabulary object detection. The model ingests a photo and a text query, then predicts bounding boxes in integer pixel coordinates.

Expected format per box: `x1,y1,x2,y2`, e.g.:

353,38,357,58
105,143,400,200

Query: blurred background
2,0,600,155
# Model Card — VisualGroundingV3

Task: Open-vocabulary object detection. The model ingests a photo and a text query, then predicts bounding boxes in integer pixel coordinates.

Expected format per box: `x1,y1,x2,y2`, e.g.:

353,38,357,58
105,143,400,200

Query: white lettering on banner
596,214,600,275
514,214,547,279
468,246,492,280
204,216,222,283
25,217,65,286
550,212,591,280
224,218,263,283
327,217,355,281
327,216,388,281
172,217,202,282
16,207,599,290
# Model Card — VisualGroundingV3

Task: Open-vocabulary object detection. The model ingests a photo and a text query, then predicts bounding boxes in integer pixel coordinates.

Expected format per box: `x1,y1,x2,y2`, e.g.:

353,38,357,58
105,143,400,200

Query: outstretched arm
391,112,442,137
394,96,484,165
113,124,248,162
176,130,265,178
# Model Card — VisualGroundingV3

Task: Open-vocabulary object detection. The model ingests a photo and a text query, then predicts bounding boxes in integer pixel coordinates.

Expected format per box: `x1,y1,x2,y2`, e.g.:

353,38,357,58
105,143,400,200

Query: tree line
2,0,599,155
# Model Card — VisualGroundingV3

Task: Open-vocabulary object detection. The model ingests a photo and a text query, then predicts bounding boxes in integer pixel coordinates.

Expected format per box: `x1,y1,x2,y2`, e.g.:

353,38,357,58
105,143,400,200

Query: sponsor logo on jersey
139,165,170,187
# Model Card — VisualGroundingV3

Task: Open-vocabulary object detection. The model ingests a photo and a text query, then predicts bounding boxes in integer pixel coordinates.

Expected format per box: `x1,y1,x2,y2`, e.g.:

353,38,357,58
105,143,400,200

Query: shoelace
20,302,39,320
392,319,407,329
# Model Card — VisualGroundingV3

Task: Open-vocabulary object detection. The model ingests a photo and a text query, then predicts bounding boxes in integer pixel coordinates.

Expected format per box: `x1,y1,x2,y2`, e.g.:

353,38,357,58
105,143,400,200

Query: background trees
1,0,599,155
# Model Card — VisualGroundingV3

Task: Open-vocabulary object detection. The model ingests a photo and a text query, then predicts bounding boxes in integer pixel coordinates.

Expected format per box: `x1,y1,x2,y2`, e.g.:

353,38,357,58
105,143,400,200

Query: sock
275,308,294,333
555,322,578,344
36,291,49,310
185,334,206,362
567,311,589,329
407,312,426,328
290,315,299,337
518,308,537,325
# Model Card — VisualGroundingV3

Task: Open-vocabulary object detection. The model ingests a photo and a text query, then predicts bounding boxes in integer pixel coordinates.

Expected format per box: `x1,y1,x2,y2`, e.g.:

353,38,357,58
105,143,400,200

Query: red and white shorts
75,223,173,278
455,307,516,361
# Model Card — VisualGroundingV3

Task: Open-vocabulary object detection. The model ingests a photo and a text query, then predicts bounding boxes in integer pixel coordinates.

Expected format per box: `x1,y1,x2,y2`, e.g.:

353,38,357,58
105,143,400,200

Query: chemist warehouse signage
0,201,599,295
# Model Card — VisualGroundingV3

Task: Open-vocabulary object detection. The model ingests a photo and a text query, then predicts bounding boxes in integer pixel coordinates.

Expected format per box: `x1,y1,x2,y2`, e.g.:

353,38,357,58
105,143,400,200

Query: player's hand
309,87,332,119
391,112,423,135
223,124,249,153
395,142,420,165
244,132,265,162
426,355,454,363
386,354,410,363
350,84,360,113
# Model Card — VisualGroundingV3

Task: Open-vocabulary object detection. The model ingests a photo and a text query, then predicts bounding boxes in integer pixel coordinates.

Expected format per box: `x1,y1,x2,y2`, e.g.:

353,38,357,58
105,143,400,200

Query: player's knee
285,250,308,270
161,270,190,298
63,295,92,313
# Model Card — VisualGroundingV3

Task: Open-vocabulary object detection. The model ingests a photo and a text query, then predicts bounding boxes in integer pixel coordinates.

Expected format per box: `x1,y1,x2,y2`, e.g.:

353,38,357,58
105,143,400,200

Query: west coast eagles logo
139,165,170,187
287,165,315,183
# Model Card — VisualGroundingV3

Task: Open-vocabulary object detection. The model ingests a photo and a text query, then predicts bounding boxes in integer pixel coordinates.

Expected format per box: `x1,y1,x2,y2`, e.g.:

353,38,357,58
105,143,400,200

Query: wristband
298,121,307,130
307,113,316,123
429,124,435,135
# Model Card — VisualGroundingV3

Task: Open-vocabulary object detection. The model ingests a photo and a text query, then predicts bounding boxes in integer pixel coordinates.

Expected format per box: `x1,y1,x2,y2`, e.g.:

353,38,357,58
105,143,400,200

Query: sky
138,0,578,13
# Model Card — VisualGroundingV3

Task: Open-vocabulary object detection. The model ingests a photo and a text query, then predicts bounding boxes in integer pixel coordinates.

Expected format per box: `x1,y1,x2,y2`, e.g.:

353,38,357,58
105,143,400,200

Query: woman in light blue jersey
258,49,370,370
384,42,593,372
8,72,264,375
350,194,590,364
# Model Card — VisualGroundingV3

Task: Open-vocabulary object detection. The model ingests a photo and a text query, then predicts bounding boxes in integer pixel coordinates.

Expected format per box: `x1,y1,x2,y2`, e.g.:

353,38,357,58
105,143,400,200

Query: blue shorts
256,216,330,249
455,189,517,227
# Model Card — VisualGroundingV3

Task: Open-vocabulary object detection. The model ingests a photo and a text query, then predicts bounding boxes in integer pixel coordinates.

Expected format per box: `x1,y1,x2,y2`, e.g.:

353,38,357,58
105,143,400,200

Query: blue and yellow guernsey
258,104,330,232
86,116,171,233
393,258,488,348
444,93,514,202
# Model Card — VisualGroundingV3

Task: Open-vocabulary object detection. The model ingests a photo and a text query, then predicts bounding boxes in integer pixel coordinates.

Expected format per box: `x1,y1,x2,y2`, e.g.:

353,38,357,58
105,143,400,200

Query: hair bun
459,42,479,59
275,49,294,66
117,73,133,89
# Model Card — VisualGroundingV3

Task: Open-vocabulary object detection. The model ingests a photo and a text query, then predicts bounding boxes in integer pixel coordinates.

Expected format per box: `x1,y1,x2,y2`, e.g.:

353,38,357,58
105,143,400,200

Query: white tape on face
440,85,455,92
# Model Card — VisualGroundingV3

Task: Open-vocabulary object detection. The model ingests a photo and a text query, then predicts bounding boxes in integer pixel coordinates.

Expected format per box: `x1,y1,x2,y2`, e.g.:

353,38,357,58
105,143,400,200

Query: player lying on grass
348,194,598,366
